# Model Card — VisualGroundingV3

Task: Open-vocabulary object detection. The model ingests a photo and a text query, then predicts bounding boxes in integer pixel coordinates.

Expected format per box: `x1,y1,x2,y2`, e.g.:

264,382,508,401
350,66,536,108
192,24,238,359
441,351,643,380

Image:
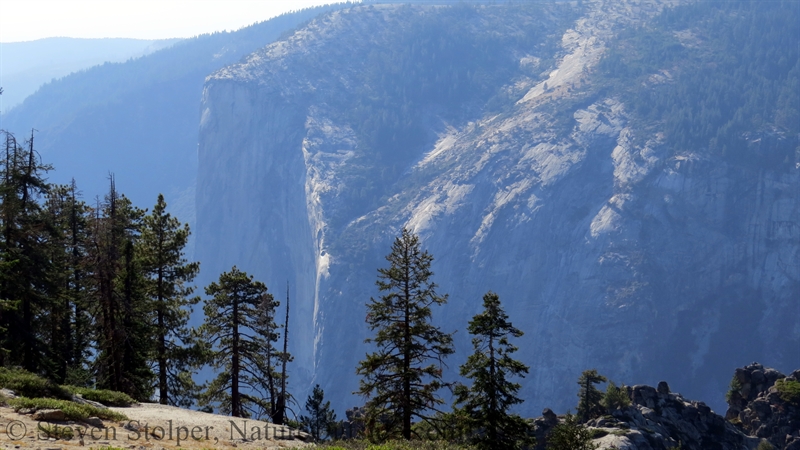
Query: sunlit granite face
195,0,800,416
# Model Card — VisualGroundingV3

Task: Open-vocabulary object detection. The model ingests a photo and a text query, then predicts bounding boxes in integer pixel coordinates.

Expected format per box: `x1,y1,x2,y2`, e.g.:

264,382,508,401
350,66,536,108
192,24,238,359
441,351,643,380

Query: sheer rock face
196,0,800,414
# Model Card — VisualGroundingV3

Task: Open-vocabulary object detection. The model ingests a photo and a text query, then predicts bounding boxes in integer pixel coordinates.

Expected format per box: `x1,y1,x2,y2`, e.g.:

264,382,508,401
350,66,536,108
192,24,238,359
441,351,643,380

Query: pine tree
0,130,54,373
576,369,607,422
300,384,337,441
0,132,58,376
0,132,154,392
199,267,284,418
38,180,96,386
90,176,153,399
139,194,201,406
356,228,454,440
601,381,630,413
453,291,532,450
63,180,93,386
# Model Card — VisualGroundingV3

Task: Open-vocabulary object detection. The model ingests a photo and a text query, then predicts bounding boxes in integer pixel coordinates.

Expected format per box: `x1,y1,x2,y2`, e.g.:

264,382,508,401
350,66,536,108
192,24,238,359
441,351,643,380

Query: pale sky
0,0,346,43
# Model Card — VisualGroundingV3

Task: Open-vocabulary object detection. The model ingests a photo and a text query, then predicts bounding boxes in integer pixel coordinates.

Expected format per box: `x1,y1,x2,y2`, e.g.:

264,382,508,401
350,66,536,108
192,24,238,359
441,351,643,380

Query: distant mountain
196,0,799,416
1,0,796,422
0,3,348,224
0,37,181,112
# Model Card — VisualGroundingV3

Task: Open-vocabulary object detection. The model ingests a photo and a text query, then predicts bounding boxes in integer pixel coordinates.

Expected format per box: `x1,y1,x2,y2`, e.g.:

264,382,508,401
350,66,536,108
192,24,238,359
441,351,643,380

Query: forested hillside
0,37,179,112
599,0,798,161
0,3,348,219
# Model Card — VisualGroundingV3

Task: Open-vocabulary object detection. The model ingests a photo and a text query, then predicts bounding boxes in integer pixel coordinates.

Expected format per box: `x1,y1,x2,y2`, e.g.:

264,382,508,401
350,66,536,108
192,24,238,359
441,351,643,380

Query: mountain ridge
196,0,799,417
0,37,181,112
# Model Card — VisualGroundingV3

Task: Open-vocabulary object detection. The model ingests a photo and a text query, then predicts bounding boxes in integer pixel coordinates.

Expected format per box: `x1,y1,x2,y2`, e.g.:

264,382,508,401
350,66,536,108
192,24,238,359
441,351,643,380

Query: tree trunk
157,232,168,404
402,245,411,440
488,334,497,442
231,289,241,417
158,305,167,404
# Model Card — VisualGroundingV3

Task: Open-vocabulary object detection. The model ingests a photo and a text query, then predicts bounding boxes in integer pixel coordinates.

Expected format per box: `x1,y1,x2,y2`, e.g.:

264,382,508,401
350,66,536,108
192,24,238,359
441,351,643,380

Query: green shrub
8,397,127,421
545,413,598,450
774,379,800,406
63,385,135,407
726,377,743,402
317,440,474,449
0,368,71,399
757,440,775,450
589,428,608,439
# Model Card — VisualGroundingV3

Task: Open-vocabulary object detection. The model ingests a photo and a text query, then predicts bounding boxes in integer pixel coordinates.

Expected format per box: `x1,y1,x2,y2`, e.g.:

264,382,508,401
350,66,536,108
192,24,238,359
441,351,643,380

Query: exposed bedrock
196,1,800,415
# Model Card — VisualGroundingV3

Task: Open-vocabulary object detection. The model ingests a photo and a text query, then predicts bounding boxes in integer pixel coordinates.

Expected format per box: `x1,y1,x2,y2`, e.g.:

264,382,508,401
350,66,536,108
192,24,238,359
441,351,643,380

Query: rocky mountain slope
195,0,799,416
578,364,799,449
725,363,800,449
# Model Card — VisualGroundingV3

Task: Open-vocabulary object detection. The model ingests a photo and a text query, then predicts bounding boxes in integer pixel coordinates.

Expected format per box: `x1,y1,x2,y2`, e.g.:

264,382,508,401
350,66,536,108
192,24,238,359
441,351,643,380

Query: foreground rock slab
0,402,311,449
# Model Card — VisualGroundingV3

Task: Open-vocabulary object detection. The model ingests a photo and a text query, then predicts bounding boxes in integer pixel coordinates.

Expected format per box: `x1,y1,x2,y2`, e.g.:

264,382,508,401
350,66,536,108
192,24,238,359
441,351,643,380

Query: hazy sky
0,0,344,43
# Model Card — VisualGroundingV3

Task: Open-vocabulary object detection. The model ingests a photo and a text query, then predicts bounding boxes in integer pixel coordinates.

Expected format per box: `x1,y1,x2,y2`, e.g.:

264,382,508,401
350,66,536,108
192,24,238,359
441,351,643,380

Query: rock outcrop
726,364,800,449
533,381,762,450
531,365,800,449
31,409,67,421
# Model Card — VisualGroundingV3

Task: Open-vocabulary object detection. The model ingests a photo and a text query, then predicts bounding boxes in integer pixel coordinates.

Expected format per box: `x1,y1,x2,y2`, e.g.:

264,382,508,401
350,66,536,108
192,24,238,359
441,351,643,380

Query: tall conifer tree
300,384,337,441
90,176,153,399
199,267,284,418
64,180,93,385
0,130,53,372
41,183,79,383
356,228,454,440
139,194,201,406
453,291,532,449
576,369,607,422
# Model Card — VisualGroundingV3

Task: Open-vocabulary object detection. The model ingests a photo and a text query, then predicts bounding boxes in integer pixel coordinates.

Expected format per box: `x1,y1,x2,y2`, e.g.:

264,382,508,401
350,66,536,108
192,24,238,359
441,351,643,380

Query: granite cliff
195,0,800,415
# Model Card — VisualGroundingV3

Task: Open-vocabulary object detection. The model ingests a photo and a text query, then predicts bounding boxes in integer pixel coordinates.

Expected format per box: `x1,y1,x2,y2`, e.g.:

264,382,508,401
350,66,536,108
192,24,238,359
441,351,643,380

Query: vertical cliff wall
196,81,317,385
196,0,800,415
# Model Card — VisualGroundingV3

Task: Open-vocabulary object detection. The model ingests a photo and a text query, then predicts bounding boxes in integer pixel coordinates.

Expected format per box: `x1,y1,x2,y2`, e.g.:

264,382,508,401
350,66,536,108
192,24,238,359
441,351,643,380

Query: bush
63,385,135,407
546,413,599,450
757,440,776,450
774,379,800,406
0,368,71,399
8,397,128,421
589,428,608,439
726,377,743,403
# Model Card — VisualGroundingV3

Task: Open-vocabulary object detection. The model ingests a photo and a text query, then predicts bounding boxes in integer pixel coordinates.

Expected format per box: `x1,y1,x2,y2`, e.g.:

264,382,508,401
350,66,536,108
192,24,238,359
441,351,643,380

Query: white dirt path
1,403,311,449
